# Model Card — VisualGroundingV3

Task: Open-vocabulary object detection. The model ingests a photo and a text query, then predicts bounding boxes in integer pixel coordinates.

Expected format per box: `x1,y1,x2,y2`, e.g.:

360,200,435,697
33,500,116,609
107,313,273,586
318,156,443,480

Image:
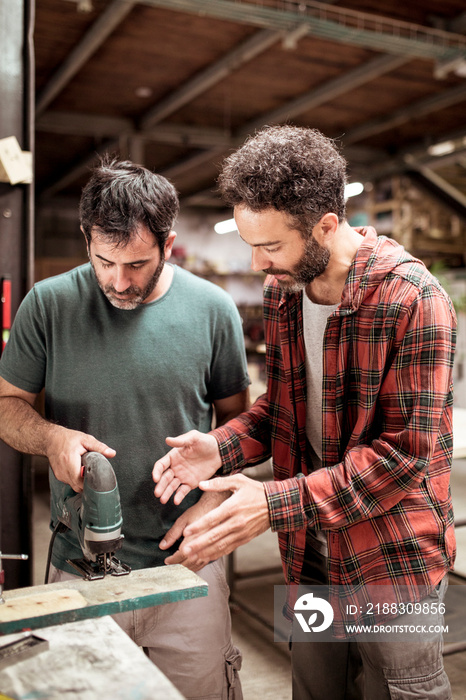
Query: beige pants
50,559,242,700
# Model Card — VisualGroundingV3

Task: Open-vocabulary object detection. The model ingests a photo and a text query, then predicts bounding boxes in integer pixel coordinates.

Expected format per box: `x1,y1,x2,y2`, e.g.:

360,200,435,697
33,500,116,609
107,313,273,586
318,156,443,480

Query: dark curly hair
80,155,179,249
218,125,347,237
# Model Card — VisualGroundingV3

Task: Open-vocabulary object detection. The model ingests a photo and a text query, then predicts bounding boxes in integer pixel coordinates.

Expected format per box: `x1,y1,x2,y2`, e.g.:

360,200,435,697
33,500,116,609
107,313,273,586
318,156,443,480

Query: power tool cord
44,521,69,584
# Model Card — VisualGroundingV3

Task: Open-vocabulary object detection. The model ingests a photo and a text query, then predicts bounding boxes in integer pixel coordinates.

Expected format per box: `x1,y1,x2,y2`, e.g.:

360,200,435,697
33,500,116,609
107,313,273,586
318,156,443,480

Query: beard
90,252,165,310
264,234,330,293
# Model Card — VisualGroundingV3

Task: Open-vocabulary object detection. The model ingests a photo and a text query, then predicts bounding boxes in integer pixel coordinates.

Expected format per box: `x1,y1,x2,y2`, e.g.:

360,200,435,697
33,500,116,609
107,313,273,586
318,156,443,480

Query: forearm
0,395,63,457
0,395,115,492
213,387,250,427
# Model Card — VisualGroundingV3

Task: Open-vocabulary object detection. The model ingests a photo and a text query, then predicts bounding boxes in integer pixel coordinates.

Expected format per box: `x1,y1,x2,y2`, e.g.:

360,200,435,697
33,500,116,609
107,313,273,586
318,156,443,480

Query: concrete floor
31,458,466,699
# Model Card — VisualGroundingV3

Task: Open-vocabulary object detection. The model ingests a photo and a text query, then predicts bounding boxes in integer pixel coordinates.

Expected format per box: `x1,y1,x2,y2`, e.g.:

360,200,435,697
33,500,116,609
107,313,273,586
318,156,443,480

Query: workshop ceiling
34,0,466,210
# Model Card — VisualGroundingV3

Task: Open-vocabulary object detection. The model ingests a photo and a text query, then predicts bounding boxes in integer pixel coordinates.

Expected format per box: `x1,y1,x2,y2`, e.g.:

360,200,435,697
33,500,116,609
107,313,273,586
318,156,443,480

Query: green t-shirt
0,263,250,572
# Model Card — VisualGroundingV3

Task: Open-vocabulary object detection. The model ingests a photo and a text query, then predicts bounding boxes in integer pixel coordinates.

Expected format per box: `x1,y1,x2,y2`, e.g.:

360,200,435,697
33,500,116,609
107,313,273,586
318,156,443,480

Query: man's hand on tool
152,430,221,505
159,490,231,571
47,425,116,492
163,474,271,570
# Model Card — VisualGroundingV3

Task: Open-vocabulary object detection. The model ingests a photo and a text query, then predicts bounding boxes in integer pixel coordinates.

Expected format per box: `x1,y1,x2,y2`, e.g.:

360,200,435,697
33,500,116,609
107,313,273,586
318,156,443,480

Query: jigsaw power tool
54,451,131,580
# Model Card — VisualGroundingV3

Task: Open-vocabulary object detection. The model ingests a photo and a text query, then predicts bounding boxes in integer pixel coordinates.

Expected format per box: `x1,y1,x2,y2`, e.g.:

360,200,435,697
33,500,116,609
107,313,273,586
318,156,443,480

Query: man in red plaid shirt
153,126,456,699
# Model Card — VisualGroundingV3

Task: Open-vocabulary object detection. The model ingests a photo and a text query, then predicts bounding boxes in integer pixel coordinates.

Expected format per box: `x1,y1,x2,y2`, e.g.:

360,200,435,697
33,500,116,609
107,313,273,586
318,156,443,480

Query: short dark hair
218,125,347,236
79,155,179,248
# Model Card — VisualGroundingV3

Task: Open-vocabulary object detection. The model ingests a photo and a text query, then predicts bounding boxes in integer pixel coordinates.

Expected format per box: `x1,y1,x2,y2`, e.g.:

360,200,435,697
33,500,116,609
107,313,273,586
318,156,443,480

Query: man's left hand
159,490,230,570
164,474,271,571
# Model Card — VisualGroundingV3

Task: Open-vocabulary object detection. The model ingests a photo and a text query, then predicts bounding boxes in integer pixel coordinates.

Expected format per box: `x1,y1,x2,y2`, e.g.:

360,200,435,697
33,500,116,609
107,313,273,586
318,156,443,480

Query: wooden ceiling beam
159,53,410,180
36,2,466,204
401,126,466,163
36,0,136,116
36,22,298,196
36,111,134,137
37,51,406,144
349,126,466,184
161,79,466,202
422,147,466,171
143,125,231,148
36,112,233,148
404,155,466,210
161,147,227,181
39,127,231,200
139,0,466,62
343,83,466,145
139,28,280,130
241,53,409,134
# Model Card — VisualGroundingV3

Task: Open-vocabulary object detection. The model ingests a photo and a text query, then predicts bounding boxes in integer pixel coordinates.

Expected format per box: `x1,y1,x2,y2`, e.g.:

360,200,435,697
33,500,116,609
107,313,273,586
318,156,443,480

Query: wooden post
0,0,35,588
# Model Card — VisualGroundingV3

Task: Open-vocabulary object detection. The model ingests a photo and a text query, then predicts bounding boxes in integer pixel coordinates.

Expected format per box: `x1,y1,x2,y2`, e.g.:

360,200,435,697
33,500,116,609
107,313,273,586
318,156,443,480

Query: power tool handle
81,452,117,491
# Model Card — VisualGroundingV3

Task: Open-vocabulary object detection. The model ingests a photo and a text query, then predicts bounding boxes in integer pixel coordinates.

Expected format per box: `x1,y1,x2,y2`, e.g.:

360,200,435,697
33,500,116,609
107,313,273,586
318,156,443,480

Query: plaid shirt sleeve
212,393,272,475
265,278,456,533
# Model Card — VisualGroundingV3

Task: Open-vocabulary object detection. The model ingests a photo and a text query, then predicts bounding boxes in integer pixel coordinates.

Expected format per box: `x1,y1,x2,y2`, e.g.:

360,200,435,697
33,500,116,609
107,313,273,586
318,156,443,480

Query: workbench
0,564,208,635
0,615,185,699
0,564,209,698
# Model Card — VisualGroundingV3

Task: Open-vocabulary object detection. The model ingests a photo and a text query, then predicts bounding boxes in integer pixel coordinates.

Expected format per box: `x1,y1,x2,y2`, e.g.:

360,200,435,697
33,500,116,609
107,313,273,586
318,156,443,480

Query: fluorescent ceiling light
427,141,456,157
344,182,364,199
214,218,238,234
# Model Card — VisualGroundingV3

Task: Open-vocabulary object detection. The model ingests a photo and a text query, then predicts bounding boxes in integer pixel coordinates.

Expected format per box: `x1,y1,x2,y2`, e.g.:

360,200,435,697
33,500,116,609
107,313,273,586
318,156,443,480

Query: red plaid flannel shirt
213,228,457,624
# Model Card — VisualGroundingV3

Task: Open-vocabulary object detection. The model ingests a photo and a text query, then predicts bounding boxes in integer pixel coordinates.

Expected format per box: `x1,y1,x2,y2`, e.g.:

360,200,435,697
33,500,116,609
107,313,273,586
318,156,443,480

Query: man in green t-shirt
0,157,250,700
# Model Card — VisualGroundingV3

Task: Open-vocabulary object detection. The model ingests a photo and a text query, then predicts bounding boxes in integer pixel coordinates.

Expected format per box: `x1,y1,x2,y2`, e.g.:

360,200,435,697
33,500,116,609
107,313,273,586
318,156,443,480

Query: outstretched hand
152,430,221,505
163,474,271,570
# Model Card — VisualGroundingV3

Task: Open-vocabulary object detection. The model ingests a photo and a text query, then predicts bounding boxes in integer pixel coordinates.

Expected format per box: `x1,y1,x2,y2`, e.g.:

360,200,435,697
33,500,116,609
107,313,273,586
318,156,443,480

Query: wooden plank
0,589,87,622
0,616,185,699
0,565,207,635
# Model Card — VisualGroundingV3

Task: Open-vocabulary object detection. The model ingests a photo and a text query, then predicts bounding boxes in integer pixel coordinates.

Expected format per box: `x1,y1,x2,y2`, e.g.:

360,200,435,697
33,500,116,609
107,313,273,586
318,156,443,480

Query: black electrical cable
44,521,68,584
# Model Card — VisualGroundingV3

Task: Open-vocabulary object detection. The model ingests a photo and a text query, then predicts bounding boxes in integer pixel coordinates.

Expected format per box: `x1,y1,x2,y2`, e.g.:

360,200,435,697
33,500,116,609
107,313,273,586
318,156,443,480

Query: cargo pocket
386,666,452,699
224,643,243,700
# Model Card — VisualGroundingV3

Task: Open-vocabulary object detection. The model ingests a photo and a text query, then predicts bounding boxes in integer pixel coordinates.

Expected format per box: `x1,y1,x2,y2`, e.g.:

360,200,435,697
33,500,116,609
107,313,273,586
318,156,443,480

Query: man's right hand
47,425,116,493
152,430,221,505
